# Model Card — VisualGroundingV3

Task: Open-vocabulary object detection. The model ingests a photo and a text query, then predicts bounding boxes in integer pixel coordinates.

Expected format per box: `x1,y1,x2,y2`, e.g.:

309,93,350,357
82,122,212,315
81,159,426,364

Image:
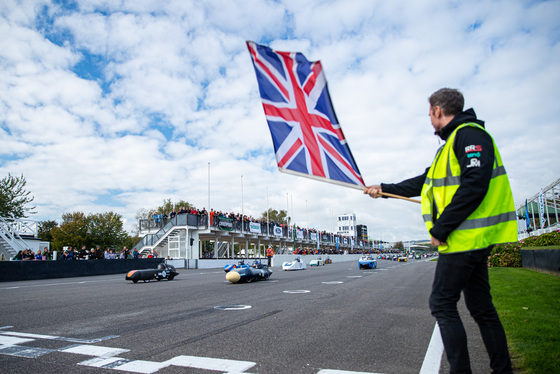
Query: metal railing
0,217,30,257
135,213,374,252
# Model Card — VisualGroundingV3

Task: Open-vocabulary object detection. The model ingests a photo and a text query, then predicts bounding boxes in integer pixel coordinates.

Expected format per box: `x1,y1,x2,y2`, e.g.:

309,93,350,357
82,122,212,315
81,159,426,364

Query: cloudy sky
1,0,559,242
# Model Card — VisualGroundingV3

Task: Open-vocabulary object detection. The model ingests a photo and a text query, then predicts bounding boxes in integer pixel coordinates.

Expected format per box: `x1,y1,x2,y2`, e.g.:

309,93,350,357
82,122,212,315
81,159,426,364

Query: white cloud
1,0,559,243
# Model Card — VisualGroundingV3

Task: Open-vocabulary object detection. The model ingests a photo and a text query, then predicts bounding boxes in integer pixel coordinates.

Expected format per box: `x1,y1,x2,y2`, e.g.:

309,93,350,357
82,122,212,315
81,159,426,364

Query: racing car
282,257,307,271
398,255,408,262
126,262,179,283
309,257,325,266
358,255,378,269
224,260,250,273
225,260,272,283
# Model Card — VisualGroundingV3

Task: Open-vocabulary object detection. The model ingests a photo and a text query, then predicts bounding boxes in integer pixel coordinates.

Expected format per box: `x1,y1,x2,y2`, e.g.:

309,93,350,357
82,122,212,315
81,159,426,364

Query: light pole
286,193,289,226
241,175,244,232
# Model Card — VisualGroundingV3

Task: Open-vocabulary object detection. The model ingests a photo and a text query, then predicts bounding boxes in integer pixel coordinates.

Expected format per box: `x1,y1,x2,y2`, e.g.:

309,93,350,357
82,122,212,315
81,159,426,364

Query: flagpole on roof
306,199,308,228
241,175,244,232
286,193,289,227
266,186,269,235
291,194,293,227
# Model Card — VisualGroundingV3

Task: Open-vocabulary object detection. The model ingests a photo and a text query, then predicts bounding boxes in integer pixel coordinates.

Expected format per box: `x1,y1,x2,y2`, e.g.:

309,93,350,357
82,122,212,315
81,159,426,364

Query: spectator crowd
10,246,159,261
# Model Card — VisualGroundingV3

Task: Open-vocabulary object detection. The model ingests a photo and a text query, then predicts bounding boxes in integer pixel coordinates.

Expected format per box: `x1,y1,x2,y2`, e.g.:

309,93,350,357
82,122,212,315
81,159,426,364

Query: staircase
0,217,33,259
217,242,228,258
133,216,186,254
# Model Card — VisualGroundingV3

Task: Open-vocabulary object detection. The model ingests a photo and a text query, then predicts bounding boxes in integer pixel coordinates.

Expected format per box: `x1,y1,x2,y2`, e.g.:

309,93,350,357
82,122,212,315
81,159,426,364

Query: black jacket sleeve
429,126,495,242
380,168,429,198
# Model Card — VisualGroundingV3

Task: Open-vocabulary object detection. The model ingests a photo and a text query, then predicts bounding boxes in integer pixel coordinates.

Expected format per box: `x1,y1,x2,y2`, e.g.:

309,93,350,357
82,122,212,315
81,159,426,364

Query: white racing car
309,257,325,266
282,257,307,271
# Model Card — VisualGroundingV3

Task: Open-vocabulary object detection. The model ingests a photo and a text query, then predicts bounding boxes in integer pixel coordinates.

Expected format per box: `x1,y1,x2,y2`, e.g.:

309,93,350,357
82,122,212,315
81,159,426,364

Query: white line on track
283,290,311,294
318,370,385,374
419,323,444,374
0,279,115,290
214,305,252,310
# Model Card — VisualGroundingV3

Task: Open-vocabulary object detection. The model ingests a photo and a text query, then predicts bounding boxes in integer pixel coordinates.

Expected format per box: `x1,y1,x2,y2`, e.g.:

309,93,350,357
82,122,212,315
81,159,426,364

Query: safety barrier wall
198,253,365,269
0,254,369,281
0,258,164,282
521,249,560,275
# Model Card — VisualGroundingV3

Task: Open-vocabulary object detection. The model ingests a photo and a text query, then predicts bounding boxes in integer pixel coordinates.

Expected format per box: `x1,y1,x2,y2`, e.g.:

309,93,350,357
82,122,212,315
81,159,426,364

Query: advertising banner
218,218,233,231
539,189,547,229
250,222,261,234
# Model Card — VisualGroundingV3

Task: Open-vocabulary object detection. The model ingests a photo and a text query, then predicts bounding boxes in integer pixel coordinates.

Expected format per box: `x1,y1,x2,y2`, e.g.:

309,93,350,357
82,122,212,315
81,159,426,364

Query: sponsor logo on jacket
467,158,481,168
465,145,482,168
465,145,482,153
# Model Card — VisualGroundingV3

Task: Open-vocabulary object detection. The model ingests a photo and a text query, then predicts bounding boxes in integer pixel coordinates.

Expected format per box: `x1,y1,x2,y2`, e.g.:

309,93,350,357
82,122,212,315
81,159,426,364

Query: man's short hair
429,88,464,116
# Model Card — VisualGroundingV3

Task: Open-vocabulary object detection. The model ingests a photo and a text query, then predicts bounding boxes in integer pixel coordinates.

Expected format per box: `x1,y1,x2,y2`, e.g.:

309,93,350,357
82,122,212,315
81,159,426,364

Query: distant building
356,224,368,241
337,213,357,237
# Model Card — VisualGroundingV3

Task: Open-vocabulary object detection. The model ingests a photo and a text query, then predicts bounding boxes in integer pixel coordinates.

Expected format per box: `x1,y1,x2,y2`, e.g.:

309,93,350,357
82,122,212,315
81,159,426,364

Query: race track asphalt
0,258,492,374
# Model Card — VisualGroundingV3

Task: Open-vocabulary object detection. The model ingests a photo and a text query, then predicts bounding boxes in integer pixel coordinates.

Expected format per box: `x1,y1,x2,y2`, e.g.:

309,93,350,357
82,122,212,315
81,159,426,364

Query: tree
49,211,129,251
136,199,193,221
88,212,129,249
158,198,192,214
38,220,58,242
122,235,141,250
50,212,89,251
393,241,404,251
260,208,290,224
0,174,36,219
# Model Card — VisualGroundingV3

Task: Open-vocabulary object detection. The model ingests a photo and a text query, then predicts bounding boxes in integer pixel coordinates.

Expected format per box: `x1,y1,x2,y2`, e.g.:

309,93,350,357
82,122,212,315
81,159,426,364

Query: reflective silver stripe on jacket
423,208,515,227
424,165,507,189
455,211,517,231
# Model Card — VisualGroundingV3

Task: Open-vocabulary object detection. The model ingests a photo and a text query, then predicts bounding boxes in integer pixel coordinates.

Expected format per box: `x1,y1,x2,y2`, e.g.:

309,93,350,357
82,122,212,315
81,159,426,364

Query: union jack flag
247,41,365,189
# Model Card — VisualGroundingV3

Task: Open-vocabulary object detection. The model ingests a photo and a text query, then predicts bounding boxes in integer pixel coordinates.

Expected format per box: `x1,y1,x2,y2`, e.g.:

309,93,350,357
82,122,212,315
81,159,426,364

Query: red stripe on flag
278,138,303,168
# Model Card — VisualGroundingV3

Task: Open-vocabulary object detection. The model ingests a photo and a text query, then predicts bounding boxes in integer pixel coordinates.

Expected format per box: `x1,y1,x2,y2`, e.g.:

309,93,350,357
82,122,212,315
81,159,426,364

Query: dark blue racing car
358,255,378,269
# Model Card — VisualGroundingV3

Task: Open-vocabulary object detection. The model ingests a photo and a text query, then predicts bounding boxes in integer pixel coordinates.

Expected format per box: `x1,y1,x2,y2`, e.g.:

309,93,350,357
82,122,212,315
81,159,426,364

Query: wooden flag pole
278,168,421,203
378,191,421,204
358,184,420,204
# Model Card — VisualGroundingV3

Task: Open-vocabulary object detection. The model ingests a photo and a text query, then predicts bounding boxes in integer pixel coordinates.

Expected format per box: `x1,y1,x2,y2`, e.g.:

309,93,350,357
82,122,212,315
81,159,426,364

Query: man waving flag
247,41,365,190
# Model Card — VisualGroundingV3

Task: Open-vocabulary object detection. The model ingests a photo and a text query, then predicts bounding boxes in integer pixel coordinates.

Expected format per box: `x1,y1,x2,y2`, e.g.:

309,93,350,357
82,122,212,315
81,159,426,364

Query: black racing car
126,262,179,283
225,261,272,283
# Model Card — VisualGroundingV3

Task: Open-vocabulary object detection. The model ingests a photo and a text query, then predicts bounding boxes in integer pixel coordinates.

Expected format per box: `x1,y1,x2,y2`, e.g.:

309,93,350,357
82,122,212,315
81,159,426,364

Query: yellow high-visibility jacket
421,123,517,253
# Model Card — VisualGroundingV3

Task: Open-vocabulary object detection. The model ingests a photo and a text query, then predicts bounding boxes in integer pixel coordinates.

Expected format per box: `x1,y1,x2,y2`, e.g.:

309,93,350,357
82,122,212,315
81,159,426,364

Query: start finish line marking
0,330,118,343
0,326,440,374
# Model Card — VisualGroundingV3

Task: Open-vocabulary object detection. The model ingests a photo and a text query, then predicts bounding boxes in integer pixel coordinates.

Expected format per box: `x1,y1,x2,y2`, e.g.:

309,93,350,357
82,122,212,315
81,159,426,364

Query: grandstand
516,177,560,240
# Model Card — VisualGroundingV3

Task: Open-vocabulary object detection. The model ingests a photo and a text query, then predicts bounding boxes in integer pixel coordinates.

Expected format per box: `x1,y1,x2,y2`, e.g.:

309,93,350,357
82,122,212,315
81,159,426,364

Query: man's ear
432,105,442,118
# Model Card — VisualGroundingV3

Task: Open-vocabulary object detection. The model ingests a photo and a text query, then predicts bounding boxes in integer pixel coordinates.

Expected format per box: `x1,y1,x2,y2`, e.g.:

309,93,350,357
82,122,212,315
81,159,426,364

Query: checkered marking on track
0,327,383,373
0,328,258,373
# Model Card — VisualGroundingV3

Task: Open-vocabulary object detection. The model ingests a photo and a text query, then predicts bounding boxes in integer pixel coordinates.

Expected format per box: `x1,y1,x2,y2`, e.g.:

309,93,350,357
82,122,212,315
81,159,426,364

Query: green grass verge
489,268,560,373
521,245,560,250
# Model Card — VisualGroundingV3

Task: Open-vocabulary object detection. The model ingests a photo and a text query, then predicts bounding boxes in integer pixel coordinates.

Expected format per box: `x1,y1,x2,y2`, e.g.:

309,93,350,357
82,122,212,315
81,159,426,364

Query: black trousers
429,247,512,374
